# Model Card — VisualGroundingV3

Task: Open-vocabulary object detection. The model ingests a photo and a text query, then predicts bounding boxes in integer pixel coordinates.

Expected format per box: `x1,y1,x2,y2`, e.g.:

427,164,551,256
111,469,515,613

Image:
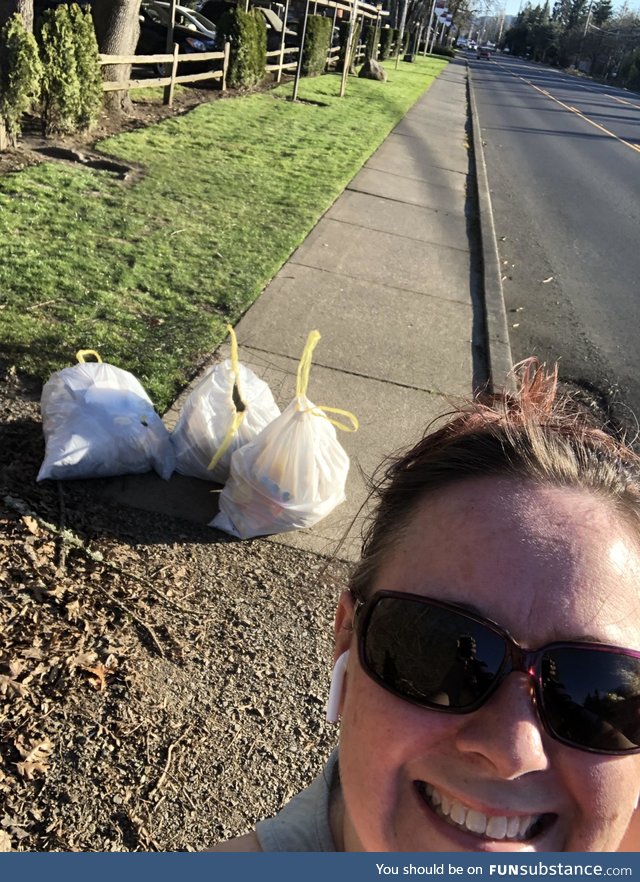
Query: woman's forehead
372,476,640,648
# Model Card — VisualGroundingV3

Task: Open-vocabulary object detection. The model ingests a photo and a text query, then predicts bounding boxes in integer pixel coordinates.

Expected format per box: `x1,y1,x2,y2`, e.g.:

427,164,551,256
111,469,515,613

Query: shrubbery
430,43,456,58
337,19,362,73
218,6,267,89
39,3,102,136
363,23,379,60
0,13,42,146
379,26,394,59
301,15,331,77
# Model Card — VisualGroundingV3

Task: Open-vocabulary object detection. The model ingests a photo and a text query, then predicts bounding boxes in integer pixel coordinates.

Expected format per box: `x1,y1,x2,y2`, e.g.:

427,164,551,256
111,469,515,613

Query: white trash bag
211,330,358,539
37,350,175,482
171,325,280,484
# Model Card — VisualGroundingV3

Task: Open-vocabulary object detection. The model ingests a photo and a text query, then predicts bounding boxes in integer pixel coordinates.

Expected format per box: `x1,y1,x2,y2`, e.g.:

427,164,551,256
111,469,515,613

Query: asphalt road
470,53,640,436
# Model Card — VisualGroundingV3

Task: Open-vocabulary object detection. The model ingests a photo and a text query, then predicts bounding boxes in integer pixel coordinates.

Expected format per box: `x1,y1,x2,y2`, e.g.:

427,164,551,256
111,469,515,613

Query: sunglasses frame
353,590,640,756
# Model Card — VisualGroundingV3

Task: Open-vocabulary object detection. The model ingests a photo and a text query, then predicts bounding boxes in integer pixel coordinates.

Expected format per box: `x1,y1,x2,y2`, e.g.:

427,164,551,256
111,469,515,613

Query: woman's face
334,477,640,852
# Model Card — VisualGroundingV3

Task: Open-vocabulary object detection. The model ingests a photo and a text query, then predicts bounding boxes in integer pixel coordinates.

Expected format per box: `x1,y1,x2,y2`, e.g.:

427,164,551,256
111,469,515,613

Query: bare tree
0,0,33,32
92,0,141,113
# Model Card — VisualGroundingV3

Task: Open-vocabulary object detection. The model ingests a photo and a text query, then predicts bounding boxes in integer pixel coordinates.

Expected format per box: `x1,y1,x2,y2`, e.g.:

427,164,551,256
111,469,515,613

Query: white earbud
325,650,350,723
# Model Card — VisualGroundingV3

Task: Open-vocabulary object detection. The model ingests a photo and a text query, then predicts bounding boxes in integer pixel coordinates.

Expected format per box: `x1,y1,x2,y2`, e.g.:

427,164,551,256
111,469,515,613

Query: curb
467,66,516,393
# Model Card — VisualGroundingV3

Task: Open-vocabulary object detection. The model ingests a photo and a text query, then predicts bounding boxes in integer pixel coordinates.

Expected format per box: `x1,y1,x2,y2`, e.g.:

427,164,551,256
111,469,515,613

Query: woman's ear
333,590,355,662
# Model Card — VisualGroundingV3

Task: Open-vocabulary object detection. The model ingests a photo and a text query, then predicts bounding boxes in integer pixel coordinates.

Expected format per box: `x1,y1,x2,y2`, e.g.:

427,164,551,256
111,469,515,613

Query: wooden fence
100,36,372,106
99,43,230,107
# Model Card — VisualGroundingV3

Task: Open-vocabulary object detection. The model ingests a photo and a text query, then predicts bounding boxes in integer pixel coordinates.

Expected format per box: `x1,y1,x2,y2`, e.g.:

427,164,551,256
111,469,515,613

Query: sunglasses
354,591,640,755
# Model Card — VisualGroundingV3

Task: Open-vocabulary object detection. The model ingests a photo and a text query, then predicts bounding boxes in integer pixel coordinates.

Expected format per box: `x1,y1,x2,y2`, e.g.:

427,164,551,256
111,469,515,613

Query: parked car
254,6,298,51
137,1,217,75
476,45,492,59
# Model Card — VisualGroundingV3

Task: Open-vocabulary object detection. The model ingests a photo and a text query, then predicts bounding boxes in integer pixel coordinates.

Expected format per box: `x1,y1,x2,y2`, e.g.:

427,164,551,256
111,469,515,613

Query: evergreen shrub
39,3,101,135
431,43,455,58
337,19,361,73
363,23,378,60
218,6,266,89
301,15,331,76
40,5,81,134
379,26,393,59
68,3,102,130
0,13,43,144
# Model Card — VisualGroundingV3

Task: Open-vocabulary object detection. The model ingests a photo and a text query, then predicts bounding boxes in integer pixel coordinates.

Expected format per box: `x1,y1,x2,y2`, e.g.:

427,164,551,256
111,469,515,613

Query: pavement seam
467,64,516,394
237,344,458,397
361,163,469,185
343,186,467,218
321,214,469,253
286,259,472,305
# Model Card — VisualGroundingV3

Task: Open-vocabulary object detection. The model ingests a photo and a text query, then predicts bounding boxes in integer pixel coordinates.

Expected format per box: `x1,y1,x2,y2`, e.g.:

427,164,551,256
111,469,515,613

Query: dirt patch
0,74,352,849
0,362,351,853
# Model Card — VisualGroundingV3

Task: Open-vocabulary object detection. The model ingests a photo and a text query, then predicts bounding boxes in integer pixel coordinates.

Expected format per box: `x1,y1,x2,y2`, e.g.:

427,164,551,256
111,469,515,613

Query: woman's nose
453,673,551,779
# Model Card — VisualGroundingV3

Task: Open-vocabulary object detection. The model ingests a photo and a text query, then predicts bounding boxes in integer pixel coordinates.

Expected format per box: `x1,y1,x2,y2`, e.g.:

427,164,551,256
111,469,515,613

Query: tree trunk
92,0,141,113
0,0,33,32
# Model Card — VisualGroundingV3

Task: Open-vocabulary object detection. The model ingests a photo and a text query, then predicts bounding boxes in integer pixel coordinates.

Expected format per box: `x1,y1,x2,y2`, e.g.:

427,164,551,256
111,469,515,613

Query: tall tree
591,0,613,26
91,0,141,113
0,0,33,33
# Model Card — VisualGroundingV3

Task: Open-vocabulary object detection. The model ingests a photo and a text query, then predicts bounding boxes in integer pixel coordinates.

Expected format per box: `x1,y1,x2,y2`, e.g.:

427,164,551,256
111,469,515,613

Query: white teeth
486,815,508,840
519,815,533,838
450,801,467,825
422,784,540,842
507,816,521,838
465,809,488,835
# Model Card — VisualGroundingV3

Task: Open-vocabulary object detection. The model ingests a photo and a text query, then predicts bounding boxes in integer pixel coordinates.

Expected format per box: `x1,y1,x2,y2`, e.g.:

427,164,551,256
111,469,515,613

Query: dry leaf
83,663,114,692
15,738,54,779
0,830,12,852
0,674,29,698
20,516,40,536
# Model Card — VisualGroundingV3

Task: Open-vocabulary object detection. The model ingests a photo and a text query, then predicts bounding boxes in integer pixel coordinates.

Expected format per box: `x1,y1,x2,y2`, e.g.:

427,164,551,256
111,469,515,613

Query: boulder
358,58,388,81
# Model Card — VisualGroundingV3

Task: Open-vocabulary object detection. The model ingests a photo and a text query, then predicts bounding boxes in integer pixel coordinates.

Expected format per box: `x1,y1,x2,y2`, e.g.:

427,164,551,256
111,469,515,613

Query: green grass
0,57,447,411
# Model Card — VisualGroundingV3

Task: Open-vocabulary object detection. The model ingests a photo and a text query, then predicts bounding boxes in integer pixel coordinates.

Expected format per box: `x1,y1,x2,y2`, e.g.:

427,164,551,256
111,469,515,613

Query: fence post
164,42,179,106
276,0,290,84
222,40,230,91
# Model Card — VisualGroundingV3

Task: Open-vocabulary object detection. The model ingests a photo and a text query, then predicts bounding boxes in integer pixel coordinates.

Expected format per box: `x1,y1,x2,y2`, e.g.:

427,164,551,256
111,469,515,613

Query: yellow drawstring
76,349,102,363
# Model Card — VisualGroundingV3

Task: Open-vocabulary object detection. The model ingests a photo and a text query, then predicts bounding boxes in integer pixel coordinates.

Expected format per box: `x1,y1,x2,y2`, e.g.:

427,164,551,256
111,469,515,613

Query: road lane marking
502,66,640,155
606,93,640,110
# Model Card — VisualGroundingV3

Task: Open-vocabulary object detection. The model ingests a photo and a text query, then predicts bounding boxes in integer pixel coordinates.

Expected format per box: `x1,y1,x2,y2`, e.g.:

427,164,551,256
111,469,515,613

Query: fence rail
99,44,230,105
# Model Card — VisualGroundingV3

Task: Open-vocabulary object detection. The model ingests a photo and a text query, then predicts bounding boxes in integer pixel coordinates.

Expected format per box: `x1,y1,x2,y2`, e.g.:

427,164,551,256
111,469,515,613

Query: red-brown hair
349,359,640,600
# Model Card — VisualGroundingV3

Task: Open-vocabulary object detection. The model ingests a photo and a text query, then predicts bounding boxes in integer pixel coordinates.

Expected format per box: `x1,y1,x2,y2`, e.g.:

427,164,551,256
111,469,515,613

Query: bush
0,13,43,145
430,43,455,58
379,26,393,60
40,5,81,135
68,3,102,130
337,18,361,73
301,15,331,77
217,5,266,89
363,23,378,60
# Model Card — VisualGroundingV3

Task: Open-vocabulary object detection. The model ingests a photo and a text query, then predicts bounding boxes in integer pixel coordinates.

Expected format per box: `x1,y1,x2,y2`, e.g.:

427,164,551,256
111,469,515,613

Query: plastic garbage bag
37,350,175,482
171,325,280,484
211,330,358,539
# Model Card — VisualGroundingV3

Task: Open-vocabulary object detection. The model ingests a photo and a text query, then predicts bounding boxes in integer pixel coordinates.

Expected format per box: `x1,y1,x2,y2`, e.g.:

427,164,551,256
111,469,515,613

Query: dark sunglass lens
541,648,640,752
363,597,507,709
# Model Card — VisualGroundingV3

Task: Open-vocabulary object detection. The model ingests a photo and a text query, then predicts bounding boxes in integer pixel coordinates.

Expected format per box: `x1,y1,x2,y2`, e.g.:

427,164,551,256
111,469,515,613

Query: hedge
337,18,362,73
379,26,394,60
217,5,266,89
0,12,42,144
301,15,332,77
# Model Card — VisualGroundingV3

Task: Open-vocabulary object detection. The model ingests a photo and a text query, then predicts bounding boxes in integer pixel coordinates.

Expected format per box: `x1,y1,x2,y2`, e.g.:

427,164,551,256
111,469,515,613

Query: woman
212,359,640,852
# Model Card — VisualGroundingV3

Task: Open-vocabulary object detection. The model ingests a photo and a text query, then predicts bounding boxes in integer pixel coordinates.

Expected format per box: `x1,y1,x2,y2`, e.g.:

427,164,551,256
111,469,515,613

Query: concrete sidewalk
104,59,512,561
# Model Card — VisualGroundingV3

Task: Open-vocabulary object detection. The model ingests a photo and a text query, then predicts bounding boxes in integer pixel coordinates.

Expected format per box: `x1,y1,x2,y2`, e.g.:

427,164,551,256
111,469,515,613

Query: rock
358,58,388,81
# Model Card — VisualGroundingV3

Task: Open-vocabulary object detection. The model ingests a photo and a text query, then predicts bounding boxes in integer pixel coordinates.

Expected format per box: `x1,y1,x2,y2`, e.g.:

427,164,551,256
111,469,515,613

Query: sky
500,0,640,18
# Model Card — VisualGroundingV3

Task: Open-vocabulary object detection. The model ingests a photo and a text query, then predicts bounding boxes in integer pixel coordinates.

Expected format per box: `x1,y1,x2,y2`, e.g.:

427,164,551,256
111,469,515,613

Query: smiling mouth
416,782,556,842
